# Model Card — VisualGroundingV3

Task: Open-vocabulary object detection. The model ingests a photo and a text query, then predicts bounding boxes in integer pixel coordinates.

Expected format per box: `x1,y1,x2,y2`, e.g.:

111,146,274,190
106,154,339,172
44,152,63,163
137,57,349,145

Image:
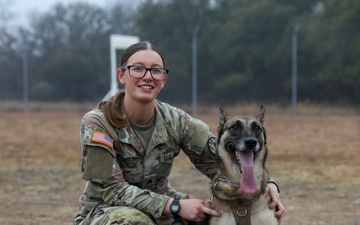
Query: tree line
0,0,359,105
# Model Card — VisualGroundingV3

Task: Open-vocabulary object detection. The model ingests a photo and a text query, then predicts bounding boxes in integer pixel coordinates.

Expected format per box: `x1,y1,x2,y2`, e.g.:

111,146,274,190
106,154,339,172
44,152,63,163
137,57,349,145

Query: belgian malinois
207,105,279,225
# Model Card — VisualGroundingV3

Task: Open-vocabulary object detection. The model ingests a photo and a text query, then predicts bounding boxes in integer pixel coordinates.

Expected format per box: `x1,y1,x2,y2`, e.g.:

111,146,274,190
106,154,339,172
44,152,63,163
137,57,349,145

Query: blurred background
1,1,360,224
1,0,359,112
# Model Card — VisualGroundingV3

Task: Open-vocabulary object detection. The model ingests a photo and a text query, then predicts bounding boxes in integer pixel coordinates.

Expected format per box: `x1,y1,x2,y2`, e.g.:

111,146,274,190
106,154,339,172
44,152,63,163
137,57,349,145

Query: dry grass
0,105,359,224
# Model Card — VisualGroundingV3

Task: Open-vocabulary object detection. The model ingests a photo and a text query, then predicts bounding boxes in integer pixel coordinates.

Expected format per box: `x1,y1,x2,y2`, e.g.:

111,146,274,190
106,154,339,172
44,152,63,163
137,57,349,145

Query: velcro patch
92,130,113,149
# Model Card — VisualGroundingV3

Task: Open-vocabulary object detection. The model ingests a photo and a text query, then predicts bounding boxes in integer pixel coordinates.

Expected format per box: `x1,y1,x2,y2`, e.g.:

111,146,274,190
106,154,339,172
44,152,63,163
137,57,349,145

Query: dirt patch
0,111,359,224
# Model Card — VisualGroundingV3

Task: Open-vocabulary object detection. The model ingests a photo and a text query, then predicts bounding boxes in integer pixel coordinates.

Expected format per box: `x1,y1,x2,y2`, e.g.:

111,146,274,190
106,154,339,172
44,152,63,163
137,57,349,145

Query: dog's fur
207,105,279,225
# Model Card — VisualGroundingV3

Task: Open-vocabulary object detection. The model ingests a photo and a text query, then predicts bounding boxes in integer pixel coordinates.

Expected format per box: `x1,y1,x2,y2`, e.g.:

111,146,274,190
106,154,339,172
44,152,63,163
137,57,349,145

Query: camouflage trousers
81,205,189,225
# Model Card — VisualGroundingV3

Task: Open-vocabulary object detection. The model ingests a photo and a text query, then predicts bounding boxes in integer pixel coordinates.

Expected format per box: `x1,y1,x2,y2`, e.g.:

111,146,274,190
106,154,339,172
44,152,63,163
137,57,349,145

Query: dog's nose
244,137,258,149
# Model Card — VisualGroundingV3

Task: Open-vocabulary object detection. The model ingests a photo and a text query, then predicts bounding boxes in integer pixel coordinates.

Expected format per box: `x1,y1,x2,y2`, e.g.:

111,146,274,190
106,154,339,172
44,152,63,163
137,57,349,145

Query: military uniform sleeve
178,115,219,179
268,176,280,193
79,110,172,219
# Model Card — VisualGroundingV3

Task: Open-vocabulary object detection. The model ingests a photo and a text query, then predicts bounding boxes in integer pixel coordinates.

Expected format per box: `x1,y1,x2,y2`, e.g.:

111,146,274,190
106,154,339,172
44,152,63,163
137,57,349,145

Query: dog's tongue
238,151,257,194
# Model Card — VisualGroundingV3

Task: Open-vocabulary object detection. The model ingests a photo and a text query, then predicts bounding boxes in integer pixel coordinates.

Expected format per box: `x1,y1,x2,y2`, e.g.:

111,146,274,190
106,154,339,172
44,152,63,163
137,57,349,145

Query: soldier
73,41,285,225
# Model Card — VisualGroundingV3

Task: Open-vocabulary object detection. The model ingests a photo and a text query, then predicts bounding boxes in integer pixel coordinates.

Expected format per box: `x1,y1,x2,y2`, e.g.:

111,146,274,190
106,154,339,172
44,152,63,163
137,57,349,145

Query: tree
303,0,360,104
136,0,215,103
0,0,23,100
1,0,360,105
135,0,319,104
108,0,139,34
205,0,319,103
25,2,112,101
38,45,106,101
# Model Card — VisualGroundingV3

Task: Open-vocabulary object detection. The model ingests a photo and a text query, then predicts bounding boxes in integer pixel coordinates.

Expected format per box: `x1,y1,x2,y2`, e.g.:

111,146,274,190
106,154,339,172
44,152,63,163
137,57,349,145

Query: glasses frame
122,65,169,81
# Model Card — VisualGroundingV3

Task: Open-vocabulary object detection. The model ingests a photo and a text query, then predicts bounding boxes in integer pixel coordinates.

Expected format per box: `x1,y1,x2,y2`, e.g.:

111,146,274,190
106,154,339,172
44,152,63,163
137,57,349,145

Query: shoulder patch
92,130,114,149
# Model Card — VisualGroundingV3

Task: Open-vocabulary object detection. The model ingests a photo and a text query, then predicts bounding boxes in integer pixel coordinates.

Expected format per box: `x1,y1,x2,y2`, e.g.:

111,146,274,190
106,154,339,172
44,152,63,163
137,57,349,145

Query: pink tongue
238,151,257,194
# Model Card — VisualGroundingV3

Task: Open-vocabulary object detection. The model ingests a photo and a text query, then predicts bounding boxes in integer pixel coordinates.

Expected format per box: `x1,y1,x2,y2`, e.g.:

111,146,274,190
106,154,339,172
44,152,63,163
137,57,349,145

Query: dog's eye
230,121,242,130
252,123,262,131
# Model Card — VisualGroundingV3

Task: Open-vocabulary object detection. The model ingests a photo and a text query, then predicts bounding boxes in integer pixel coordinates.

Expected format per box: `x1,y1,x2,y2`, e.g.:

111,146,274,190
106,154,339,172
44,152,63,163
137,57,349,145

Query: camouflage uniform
73,100,218,225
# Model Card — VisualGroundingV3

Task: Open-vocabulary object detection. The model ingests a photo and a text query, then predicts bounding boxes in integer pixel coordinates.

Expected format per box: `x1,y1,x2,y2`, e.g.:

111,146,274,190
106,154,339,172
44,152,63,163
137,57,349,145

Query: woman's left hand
264,182,286,219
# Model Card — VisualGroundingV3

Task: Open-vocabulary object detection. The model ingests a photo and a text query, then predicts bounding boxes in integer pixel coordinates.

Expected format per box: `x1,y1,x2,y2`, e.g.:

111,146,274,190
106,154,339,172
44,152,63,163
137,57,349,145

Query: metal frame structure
103,34,140,101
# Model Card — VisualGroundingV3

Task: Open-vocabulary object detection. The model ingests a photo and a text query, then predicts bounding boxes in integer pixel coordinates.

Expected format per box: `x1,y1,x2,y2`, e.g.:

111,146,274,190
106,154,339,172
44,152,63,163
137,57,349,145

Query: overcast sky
8,0,109,26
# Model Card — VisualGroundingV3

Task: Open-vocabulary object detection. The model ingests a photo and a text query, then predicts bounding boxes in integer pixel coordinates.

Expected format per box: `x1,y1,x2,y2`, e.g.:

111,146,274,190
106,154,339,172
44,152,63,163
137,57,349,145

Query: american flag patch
92,130,114,149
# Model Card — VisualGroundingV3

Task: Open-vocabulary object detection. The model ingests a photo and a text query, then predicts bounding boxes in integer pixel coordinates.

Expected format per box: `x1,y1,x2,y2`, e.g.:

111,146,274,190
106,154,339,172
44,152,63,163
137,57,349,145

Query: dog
207,104,279,225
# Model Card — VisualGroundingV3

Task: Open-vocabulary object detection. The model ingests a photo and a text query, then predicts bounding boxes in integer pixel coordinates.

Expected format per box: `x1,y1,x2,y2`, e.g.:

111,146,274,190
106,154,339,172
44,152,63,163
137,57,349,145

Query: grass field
0,105,359,225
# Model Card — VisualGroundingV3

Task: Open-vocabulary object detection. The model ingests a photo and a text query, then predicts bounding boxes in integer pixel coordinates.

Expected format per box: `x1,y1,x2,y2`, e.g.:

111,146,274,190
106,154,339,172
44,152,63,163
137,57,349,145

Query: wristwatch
170,196,181,217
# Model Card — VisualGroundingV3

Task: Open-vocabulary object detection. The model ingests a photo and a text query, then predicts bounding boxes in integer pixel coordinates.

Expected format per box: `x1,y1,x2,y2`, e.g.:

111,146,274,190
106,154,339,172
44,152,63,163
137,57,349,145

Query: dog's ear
256,104,265,125
219,102,230,127
256,105,267,144
218,103,230,140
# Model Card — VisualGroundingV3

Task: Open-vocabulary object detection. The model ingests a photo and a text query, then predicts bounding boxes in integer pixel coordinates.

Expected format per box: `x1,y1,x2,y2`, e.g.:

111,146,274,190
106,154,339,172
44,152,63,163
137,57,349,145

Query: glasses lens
129,66,146,78
150,68,167,80
128,66,167,80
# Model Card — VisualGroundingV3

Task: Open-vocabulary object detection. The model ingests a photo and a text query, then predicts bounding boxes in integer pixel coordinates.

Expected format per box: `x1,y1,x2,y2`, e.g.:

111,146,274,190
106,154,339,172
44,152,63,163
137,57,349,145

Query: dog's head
217,104,267,194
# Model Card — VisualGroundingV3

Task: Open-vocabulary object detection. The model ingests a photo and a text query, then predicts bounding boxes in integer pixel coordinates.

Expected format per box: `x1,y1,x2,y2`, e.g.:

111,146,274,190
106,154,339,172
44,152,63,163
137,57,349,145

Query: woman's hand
164,198,221,222
179,199,221,222
264,182,286,219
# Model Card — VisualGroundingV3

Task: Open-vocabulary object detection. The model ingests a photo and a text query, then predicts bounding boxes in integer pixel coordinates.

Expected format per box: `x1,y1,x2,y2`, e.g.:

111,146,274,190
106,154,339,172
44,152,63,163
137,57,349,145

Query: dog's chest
209,212,236,224
209,210,278,225
208,195,279,225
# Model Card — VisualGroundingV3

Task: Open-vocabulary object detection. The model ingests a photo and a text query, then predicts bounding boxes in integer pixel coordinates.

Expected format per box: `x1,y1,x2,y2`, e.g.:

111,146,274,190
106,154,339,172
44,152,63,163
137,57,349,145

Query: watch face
171,205,180,212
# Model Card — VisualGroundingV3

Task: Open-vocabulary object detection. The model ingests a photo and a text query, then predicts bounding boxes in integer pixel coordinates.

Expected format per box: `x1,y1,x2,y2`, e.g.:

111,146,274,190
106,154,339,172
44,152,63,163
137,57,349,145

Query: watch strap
170,196,181,217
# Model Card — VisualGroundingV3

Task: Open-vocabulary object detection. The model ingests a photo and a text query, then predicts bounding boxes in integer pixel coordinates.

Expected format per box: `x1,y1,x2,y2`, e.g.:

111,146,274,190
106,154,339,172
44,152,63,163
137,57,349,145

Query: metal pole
192,25,200,115
23,48,29,112
291,25,299,116
110,40,117,96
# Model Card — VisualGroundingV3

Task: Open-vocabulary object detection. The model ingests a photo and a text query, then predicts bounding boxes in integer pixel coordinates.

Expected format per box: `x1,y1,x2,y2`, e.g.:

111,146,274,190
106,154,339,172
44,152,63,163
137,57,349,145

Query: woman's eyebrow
130,62,164,68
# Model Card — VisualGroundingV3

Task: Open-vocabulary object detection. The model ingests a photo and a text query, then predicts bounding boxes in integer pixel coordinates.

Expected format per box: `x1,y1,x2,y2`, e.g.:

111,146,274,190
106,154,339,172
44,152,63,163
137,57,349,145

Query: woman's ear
160,75,168,89
117,69,125,84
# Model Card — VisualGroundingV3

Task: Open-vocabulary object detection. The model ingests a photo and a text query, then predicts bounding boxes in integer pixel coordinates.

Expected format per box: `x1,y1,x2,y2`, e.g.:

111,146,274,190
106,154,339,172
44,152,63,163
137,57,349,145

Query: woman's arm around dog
265,183,286,219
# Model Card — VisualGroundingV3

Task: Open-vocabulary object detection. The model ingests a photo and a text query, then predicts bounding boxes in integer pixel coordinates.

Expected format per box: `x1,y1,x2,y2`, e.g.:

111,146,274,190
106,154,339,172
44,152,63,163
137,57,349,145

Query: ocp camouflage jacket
73,100,218,224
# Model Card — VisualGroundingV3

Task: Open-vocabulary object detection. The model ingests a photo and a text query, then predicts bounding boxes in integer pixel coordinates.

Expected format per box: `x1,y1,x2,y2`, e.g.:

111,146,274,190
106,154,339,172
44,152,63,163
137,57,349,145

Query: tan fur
208,105,279,225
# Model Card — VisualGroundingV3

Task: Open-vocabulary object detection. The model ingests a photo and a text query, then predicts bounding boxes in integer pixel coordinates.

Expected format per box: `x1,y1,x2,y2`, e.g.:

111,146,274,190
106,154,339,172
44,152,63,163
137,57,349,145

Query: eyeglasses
122,65,169,81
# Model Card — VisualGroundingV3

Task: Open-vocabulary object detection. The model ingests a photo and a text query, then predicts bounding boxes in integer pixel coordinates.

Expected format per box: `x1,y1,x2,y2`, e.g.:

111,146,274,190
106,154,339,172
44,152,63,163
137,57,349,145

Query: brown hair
120,41,166,68
97,41,165,128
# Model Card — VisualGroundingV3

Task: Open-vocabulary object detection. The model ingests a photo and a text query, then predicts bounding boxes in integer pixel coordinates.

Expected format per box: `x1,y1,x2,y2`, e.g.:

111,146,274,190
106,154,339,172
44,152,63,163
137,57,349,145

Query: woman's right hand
177,199,221,222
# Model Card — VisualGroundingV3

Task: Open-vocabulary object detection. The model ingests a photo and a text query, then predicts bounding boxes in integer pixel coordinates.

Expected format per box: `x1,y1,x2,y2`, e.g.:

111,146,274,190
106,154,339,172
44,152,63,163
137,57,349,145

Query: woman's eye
133,67,144,72
152,69,162,74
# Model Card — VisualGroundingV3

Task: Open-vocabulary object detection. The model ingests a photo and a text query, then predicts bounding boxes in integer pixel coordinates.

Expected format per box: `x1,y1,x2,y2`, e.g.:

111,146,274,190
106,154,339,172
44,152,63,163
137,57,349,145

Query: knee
105,206,156,225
